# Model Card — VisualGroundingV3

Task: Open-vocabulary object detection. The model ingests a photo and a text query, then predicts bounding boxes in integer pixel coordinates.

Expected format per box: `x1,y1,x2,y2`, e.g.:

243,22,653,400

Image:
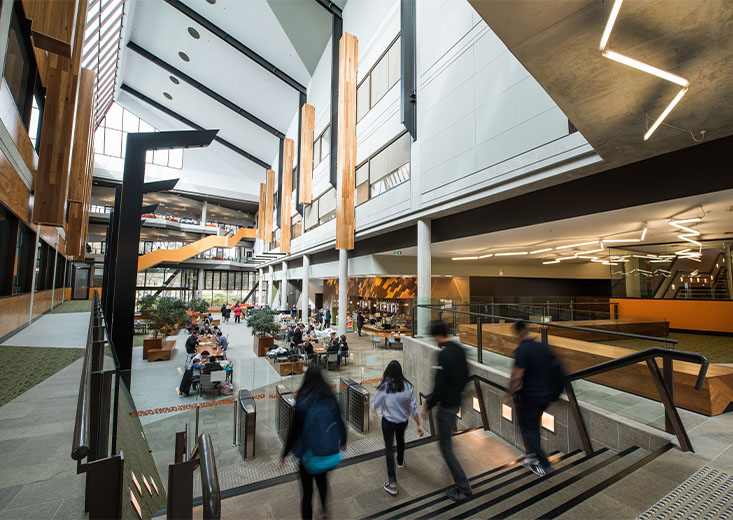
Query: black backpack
546,350,568,401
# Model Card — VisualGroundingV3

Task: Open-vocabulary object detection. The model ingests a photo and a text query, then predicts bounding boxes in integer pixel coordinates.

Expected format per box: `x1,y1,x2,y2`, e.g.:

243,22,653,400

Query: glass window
370,53,389,107
357,80,370,122
105,102,123,130
371,163,410,198
3,7,32,125
313,137,321,168
370,132,410,184
122,109,139,132
153,149,168,166
321,126,330,162
104,128,122,157
169,148,183,168
388,36,401,88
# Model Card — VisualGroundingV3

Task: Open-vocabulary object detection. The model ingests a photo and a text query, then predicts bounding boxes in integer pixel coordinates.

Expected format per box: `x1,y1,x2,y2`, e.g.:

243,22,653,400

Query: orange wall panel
611,298,733,333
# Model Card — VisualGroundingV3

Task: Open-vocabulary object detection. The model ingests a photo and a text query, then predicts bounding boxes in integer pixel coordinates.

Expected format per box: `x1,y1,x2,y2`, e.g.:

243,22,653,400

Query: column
257,268,264,305
201,201,208,226
417,218,432,336
302,254,310,322
280,260,288,311
338,248,348,336
267,265,274,307
197,268,205,299
28,229,41,324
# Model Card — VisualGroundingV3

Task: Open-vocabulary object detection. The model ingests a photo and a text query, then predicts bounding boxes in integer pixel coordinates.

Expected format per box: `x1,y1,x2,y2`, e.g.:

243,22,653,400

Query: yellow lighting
557,256,578,261
599,0,624,50
502,404,513,422
541,412,555,433
644,88,688,141
543,260,560,265
602,261,619,265
641,227,647,241
478,253,493,259
530,248,552,254
556,241,599,250
603,50,690,87
603,238,641,243
131,472,141,494
495,252,528,256
473,397,480,412
577,256,598,260
452,256,478,261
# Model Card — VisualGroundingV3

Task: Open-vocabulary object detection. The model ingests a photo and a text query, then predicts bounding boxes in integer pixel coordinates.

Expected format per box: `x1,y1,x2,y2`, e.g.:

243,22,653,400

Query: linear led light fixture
543,260,560,264
641,226,648,241
599,0,623,51
644,88,688,141
530,248,552,254
557,256,578,261
577,255,598,260
603,238,641,243
495,251,528,256
602,51,689,87
556,240,599,250
451,256,478,261
478,253,493,259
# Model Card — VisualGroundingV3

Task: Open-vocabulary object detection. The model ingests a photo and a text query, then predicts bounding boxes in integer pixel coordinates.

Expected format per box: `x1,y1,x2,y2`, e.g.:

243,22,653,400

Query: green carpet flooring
0,346,85,407
49,300,92,313
598,332,733,363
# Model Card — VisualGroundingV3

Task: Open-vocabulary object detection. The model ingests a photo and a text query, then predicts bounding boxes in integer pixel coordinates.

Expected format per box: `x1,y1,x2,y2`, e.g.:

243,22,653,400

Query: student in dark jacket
356,312,364,336
421,320,471,502
292,324,304,348
280,367,346,519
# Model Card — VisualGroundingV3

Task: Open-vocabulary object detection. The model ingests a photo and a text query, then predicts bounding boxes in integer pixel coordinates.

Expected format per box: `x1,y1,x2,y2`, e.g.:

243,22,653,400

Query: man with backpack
504,320,565,477
421,320,472,502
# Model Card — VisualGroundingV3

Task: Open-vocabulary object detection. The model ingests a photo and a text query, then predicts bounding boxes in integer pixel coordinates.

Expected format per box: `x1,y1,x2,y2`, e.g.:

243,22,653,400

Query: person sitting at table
292,323,304,348
338,335,349,362
185,331,199,356
216,331,228,352
191,351,209,369
327,332,340,352
203,356,223,373
285,325,295,344
202,322,213,336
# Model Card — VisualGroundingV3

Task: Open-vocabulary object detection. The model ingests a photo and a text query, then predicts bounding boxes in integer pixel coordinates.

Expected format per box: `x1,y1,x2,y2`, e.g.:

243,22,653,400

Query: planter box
142,336,163,359
253,335,274,357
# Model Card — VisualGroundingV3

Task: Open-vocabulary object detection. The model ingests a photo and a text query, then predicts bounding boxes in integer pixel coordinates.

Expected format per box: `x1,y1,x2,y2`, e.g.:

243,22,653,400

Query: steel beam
127,41,285,139
162,0,307,94
120,83,271,169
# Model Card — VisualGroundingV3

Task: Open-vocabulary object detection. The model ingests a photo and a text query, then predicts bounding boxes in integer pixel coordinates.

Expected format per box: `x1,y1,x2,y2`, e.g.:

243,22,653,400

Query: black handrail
71,296,95,460
199,433,221,520
415,303,678,344
569,347,709,390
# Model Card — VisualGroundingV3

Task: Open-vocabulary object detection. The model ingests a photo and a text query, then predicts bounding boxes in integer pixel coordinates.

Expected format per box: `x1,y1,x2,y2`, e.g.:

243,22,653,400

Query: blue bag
300,397,344,474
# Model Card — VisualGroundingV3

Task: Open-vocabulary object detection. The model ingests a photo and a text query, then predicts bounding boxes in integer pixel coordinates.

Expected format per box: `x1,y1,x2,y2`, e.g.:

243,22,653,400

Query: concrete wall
402,336,673,454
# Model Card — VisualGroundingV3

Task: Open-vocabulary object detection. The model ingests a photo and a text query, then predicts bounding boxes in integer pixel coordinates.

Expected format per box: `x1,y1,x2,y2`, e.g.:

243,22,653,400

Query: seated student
327,332,340,352
292,323,304,348
203,357,223,373
338,334,349,360
216,331,228,352
285,325,295,344
202,323,213,336
185,331,199,355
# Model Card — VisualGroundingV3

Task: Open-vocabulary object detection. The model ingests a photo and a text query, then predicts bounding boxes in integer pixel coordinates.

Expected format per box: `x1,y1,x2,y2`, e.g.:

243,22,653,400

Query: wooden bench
267,355,303,376
147,338,176,362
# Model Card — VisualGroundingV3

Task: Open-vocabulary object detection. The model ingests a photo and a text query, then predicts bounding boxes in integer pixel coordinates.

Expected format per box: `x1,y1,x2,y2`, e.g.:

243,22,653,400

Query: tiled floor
1,311,90,349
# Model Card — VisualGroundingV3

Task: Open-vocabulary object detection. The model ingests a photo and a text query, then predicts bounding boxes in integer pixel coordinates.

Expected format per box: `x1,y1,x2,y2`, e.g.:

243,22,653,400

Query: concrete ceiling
469,0,733,169
394,189,733,263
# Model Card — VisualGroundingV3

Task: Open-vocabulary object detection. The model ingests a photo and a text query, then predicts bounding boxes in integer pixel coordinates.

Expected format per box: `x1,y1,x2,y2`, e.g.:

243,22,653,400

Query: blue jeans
436,406,471,494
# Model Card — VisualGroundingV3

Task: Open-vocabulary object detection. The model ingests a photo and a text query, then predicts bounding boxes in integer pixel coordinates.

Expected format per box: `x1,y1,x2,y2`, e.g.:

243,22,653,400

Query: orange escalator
137,228,256,271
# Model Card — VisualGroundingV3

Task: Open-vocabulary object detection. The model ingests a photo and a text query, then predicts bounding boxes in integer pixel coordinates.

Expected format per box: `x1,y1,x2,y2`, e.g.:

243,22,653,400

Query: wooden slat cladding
264,169,275,242
299,103,315,204
279,138,294,253
65,201,83,257
0,147,32,223
22,0,80,58
336,33,358,250
0,80,38,173
32,0,88,226
257,183,266,240
67,68,95,202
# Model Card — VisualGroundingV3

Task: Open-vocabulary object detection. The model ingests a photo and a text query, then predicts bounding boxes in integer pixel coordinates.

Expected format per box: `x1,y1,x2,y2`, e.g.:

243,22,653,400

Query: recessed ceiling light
169,76,180,84
178,51,190,62
163,92,172,100
187,27,200,39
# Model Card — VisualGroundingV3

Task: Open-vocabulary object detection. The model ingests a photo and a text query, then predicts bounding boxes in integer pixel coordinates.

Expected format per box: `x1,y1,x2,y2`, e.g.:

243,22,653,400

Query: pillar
267,265,274,307
50,239,59,309
417,218,432,336
280,260,288,311
302,255,310,322
197,268,205,299
257,268,264,305
28,229,41,324
338,248,348,336
201,201,208,226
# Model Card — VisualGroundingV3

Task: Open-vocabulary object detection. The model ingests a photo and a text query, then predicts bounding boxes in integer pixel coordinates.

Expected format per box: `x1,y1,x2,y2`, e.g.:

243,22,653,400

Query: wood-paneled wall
0,147,32,223
257,183,266,240
264,169,275,242
22,0,80,58
299,103,315,204
0,80,39,173
336,33,358,250
280,138,294,253
0,293,32,339
32,0,88,225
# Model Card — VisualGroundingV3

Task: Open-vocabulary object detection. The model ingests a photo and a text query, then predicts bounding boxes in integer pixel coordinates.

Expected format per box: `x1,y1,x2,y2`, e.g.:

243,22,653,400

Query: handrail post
540,325,548,345
663,357,674,434
200,433,221,520
645,358,694,452
565,382,593,455
473,378,489,430
476,317,483,364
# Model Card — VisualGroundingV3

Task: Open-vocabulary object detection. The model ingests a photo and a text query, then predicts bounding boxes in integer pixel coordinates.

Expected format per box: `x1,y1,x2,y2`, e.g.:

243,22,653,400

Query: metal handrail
199,433,221,520
415,303,678,344
569,347,709,390
72,292,100,460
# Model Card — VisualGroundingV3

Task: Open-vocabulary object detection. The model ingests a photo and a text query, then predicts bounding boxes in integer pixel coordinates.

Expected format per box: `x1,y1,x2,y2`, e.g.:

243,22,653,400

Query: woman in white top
373,360,424,496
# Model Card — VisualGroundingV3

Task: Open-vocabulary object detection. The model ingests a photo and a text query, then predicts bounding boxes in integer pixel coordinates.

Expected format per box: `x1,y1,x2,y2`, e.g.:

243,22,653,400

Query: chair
339,349,349,366
198,371,226,396
371,335,383,349
326,352,339,371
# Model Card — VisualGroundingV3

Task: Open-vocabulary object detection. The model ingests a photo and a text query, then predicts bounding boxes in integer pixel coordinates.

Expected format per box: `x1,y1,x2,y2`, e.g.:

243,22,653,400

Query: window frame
356,34,401,122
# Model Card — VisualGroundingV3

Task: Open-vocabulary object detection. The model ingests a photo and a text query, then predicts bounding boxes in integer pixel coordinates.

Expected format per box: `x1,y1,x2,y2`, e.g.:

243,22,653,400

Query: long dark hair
378,360,412,394
297,366,333,401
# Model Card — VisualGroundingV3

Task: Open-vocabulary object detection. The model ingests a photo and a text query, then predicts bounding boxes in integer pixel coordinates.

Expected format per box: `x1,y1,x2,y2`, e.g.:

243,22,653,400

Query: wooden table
196,341,222,358
266,354,303,375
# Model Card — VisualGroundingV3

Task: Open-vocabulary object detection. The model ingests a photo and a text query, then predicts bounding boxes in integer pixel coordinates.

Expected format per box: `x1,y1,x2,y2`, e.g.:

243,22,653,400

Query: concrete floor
1,311,90,349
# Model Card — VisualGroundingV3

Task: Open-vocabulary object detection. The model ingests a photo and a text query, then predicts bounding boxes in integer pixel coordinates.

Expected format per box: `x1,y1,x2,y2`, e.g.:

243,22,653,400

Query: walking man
324,308,332,329
356,312,364,336
504,321,554,476
421,320,472,501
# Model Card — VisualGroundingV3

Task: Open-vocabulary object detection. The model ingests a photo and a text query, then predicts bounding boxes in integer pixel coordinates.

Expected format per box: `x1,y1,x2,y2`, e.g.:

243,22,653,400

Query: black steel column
401,0,417,140
277,137,284,224
295,91,306,216
110,130,217,388
329,13,343,188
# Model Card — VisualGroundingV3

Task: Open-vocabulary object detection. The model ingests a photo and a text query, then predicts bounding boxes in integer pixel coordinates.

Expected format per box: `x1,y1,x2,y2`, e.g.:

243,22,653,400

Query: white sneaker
383,482,397,495
397,462,404,469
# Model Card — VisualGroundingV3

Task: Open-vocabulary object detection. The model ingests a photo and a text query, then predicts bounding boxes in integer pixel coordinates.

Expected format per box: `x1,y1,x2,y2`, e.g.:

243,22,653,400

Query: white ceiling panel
179,0,313,86
123,53,280,164
128,0,298,133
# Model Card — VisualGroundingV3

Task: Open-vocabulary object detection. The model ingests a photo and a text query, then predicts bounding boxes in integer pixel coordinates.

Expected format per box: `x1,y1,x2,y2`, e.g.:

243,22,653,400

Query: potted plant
140,296,188,358
247,308,279,356
189,297,208,315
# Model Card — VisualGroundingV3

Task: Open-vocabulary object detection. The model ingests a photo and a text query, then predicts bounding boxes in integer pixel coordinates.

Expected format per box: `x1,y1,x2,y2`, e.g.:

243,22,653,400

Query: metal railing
168,432,221,520
71,292,124,518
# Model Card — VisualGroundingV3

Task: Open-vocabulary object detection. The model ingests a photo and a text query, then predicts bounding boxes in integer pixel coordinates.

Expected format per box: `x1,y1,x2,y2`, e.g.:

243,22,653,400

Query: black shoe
383,481,397,495
445,487,471,502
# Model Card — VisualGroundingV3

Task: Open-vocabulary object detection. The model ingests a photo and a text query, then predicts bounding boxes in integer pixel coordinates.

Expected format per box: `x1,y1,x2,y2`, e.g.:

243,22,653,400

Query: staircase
714,266,730,299
364,444,673,520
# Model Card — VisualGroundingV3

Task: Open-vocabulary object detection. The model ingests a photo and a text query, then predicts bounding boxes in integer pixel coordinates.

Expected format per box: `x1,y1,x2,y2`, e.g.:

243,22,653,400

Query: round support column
417,218,432,336
338,248,348,336
302,255,310,322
